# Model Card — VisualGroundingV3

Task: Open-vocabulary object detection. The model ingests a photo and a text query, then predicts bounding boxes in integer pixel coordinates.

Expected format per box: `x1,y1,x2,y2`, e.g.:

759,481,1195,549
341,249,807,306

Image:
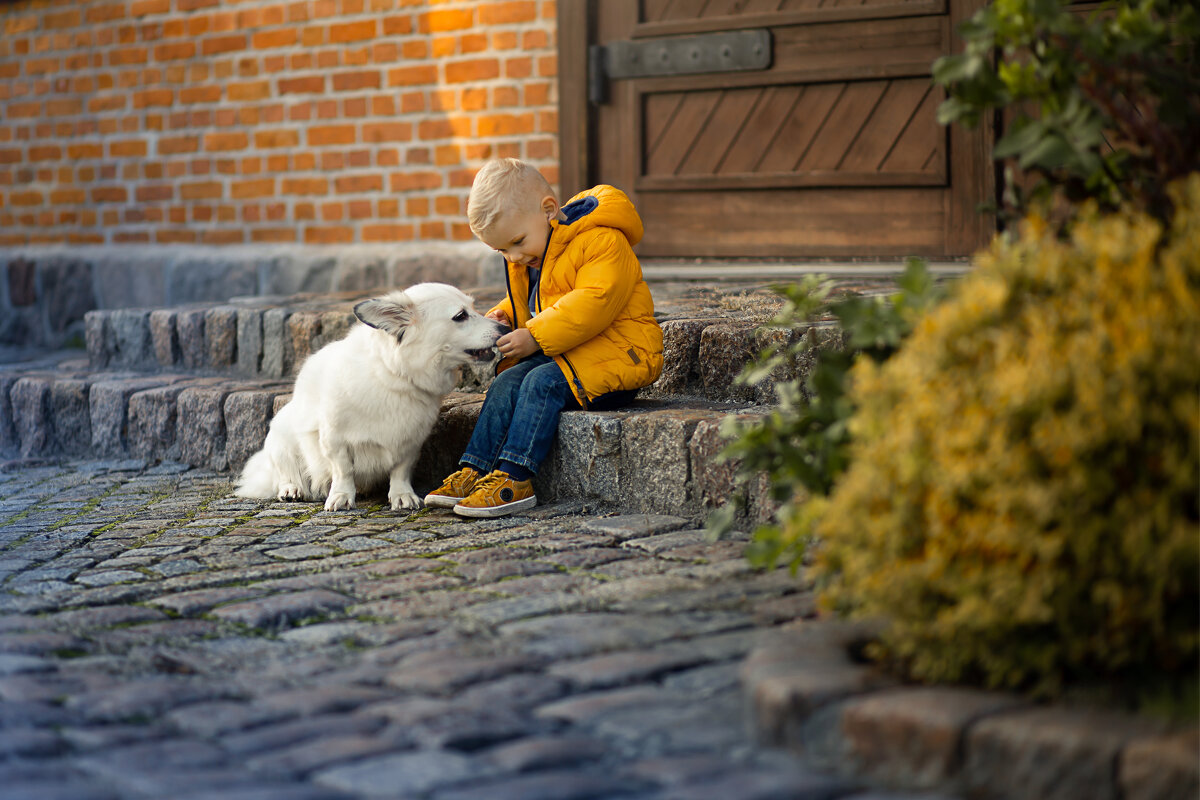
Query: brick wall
0,0,560,247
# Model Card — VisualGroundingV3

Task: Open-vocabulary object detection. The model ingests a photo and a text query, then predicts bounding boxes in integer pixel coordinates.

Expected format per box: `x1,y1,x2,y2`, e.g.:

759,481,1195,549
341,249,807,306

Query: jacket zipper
532,231,589,410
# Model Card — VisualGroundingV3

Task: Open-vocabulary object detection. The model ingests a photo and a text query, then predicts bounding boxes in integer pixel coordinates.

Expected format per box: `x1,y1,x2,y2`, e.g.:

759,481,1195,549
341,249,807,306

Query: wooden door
559,0,994,259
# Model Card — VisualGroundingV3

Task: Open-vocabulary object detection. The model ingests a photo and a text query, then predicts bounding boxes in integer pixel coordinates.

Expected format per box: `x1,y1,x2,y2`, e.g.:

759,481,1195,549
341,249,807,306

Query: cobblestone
0,456,1077,800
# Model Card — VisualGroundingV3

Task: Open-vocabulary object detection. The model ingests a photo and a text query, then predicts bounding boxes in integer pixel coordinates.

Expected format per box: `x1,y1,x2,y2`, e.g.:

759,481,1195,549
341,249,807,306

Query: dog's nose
495,323,512,336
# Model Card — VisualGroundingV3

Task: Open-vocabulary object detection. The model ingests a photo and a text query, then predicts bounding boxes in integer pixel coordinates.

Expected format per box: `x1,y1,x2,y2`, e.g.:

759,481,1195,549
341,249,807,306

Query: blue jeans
460,354,636,476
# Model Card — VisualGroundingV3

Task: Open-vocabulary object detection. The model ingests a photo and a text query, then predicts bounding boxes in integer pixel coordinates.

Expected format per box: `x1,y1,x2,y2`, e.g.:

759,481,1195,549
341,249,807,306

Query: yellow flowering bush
810,176,1200,698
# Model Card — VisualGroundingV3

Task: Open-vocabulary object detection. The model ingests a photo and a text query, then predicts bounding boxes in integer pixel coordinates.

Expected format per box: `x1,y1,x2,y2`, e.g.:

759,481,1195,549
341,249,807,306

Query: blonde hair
467,158,555,235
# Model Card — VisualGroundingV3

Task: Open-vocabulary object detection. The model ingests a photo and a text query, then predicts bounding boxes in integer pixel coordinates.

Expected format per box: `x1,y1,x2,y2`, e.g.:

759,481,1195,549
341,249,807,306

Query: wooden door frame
556,0,995,256
557,0,593,198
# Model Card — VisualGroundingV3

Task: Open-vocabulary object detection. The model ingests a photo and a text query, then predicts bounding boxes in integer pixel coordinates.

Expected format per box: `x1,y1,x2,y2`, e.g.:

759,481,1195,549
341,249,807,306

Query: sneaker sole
452,495,537,518
423,494,464,508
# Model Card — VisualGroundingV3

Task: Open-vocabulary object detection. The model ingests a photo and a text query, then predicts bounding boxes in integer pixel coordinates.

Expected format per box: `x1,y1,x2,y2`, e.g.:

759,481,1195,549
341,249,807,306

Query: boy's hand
485,309,510,325
496,328,538,359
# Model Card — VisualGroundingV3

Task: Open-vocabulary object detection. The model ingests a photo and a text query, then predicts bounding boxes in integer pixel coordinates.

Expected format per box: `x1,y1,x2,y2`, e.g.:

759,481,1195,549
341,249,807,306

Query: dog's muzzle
465,347,496,361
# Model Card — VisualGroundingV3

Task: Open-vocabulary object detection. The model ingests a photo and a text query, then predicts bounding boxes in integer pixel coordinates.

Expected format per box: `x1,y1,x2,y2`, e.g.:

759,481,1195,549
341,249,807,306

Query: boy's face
478,195,558,270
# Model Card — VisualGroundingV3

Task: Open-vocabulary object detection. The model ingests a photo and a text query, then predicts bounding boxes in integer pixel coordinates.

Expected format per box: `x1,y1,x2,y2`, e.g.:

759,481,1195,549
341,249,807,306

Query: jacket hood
553,185,643,248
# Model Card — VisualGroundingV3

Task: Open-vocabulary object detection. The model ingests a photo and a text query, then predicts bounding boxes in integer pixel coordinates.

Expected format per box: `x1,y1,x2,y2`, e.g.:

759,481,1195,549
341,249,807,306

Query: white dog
235,283,507,511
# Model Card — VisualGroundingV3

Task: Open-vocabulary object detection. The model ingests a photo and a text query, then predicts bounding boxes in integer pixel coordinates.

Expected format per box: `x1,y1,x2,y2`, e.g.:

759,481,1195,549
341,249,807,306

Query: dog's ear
354,295,414,341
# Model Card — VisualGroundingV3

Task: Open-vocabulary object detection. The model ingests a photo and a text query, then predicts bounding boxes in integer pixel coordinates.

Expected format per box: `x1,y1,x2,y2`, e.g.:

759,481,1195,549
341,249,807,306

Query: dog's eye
452,309,469,322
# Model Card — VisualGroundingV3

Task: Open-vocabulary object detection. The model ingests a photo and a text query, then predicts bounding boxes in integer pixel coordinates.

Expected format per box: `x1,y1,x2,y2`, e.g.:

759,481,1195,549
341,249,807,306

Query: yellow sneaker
423,466,482,508
452,470,536,518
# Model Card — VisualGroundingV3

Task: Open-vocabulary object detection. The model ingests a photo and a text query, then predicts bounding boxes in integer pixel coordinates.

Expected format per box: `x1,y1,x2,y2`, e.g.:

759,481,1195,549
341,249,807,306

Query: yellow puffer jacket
489,185,663,407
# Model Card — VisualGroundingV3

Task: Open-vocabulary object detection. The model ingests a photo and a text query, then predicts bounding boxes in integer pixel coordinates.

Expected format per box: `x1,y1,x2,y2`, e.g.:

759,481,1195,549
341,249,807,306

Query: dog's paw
278,484,302,502
324,492,355,511
389,491,421,511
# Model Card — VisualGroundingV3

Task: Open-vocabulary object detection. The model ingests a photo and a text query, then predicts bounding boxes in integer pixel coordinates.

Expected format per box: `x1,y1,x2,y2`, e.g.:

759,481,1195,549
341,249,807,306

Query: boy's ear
354,293,415,342
541,195,559,220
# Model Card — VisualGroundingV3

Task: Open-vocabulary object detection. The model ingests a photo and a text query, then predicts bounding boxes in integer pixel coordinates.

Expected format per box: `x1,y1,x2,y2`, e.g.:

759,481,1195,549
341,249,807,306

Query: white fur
235,283,506,512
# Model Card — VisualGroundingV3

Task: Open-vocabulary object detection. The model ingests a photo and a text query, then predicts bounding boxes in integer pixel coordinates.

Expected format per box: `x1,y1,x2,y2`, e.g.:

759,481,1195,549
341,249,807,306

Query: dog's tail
234,450,277,499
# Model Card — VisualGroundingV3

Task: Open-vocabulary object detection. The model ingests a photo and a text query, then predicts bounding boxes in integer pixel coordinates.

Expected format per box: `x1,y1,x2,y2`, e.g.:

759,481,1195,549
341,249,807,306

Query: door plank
878,82,942,172
638,188,945,256
795,81,887,172
840,78,941,179
757,83,843,173
645,91,723,177
717,85,802,174
676,89,765,175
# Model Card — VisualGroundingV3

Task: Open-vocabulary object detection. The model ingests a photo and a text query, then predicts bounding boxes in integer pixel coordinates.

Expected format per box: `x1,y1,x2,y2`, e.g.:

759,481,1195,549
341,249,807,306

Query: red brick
157,230,198,243
505,56,533,79
110,46,149,65
460,33,488,54
308,125,355,146
228,81,271,101
363,223,414,242
334,174,382,193
137,185,174,202
159,136,199,155
25,57,60,75
231,178,274,199
279,76,324,94
419,9,473,33
202,35,245,56
133,90,173,110
281,178,328,195
88,4,127,23
305,225,353,244
492,31,519,51
131,0,171,16
401,40,427,59
390,171,441,192
523,29,550,50
255,129,299,148
386,65,436,87
252,227,295,242
181,181,223,200
155,42,195,60
435,195,461,215
10,190,43,206
204,132,248,151
434,144,460,166
362,122,411,143
180,86,221,104
332,70,380,92
382,15,413,35
7,102,41,119
202,229,243,244
66,143,103,159
110,140,148,158
254,29,298,49
329,19,376,43
445,58,499,84
480,1,537,25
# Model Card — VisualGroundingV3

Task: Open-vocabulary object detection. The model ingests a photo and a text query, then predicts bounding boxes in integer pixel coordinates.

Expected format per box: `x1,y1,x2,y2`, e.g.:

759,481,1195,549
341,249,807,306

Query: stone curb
0,360,777,523
741,620,1199,800
78,288,844,405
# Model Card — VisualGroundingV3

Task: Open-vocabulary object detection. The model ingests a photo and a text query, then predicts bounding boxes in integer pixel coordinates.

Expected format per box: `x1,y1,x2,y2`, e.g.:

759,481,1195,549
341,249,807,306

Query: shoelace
443,468,476,490
471,472,510,494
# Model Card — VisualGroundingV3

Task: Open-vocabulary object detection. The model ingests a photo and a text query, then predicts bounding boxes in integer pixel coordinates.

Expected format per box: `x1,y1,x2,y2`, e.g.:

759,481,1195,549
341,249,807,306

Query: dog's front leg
324,445,356,511
387,454,421,511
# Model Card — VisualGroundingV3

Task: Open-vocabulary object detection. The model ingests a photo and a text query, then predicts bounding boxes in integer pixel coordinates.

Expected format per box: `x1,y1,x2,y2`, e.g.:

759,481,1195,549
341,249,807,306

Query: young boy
424,158,663,517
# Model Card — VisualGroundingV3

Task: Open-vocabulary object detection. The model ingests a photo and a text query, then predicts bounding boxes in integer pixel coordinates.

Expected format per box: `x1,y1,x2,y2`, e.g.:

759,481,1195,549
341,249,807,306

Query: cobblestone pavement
0,459,943,800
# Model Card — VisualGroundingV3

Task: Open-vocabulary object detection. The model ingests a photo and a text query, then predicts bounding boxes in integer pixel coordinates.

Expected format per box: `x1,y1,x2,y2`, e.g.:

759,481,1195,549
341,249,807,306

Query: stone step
0,360,774,524
81,284,846,406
